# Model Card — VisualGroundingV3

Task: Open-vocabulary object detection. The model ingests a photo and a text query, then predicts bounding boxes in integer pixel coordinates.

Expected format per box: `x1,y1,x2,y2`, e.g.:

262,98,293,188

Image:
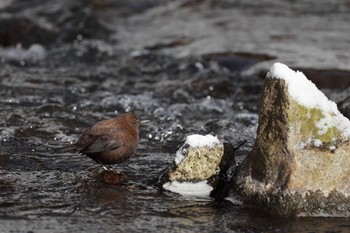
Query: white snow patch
267,63,350,138
174,134,220,165
313,139,323,147
162,181,213,197
185,134,220,148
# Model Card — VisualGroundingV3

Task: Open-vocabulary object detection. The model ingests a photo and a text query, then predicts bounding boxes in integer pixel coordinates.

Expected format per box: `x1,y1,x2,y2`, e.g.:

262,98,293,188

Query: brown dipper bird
76,112,146,170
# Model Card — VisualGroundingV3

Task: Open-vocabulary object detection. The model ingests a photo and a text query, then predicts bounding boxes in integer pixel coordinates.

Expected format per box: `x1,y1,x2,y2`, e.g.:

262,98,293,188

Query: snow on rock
267,63,350,139
185,134,221,148
175,134,220,165
162,181,213,197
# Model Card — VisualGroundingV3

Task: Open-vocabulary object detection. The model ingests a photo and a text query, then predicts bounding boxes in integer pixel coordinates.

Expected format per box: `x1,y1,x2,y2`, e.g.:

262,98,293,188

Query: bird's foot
98,160,109,171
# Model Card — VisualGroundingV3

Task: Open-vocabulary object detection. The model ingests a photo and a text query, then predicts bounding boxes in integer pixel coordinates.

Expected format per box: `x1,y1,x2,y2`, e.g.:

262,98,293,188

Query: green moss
169,145,224,182
288,100,341,146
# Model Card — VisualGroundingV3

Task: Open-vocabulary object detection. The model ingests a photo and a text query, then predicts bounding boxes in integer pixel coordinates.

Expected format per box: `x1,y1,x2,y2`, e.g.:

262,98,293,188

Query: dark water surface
0,0,350,232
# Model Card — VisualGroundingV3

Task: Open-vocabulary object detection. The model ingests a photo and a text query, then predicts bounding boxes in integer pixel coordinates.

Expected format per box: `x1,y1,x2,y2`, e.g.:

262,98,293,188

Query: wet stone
0,17,56,47
96,170,128,186
162,134,225,197
296,68,350,89
235,63,350,217
201,52,276,72
169,135,224,182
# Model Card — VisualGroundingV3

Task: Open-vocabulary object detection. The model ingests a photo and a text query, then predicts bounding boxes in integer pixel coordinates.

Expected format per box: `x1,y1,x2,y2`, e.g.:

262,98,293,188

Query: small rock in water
97,170,127,185
235,63,350,217
162,134,224,197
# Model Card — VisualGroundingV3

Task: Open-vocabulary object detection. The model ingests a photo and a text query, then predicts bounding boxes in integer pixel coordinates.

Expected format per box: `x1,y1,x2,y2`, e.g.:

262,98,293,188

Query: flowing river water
0,0,350,232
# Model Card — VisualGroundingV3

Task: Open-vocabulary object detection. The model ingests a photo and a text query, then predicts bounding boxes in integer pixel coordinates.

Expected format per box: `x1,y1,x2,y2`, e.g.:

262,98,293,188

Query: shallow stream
0,0,349,232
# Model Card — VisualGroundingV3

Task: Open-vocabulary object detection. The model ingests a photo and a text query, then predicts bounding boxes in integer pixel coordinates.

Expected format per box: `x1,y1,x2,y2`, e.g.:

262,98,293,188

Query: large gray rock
235,63,350,216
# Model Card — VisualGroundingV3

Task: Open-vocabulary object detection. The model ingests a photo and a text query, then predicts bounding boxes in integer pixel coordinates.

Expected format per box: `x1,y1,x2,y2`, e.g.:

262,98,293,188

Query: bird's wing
80,136,123,153
77,126,125,153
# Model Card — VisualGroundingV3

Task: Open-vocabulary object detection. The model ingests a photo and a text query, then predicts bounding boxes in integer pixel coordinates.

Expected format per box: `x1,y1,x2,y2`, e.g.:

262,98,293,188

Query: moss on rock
288,100,342,147
168,142,224,182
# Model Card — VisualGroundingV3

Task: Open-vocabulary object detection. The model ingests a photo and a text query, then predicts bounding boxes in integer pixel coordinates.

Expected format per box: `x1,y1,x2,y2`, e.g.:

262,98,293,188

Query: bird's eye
129,116,140,125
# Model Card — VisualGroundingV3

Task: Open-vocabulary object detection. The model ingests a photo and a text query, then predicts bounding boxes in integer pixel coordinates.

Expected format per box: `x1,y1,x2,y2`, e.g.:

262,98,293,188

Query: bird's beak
141,120,150,124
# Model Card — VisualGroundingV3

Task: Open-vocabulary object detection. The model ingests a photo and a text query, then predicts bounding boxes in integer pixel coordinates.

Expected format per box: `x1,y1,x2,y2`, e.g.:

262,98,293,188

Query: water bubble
130,50,147,57
195,62,204,71
73,40,79,46
77,34,83,41
177,124,183,130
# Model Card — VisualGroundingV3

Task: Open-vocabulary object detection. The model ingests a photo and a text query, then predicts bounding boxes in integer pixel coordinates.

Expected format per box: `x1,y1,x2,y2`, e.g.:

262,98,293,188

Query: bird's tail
51,143,78,154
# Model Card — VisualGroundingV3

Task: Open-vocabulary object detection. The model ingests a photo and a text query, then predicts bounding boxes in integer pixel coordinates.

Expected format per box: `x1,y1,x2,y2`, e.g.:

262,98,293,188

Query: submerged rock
162,134,224,197
235,63,350,216
0,17,56,47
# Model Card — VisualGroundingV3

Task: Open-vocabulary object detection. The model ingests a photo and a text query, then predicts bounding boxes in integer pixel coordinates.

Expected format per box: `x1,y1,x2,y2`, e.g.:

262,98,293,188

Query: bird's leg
98,160,109,171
